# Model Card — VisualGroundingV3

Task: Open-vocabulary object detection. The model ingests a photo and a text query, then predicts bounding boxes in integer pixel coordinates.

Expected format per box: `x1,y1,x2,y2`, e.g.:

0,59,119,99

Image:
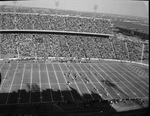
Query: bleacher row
0,33,149,61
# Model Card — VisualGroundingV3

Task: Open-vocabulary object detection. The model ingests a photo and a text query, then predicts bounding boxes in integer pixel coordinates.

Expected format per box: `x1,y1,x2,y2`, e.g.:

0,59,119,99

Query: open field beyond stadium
0,61,149,107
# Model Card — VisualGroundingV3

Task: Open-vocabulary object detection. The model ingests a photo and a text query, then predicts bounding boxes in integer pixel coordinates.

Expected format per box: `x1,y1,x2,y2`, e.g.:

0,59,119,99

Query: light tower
13,0,18,13
55,0,59,16
94,4,98,18
13,0,18,29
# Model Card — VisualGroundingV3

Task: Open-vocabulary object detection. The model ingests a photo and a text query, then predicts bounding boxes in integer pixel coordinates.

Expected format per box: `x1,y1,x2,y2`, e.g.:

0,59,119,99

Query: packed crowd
126,40,143,61
0,13,112,34
143,43,149,60
0,33,149,62
112,39,129,60
0,6,149,62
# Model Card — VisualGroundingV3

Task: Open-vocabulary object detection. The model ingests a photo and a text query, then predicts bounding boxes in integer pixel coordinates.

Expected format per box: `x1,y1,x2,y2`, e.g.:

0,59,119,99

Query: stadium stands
0,5,149,116
0,12,112,34
0,32,148,62
0,5,149,62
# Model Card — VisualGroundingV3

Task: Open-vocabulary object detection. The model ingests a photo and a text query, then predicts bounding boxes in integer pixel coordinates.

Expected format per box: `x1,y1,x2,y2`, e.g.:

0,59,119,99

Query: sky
0,0,149,18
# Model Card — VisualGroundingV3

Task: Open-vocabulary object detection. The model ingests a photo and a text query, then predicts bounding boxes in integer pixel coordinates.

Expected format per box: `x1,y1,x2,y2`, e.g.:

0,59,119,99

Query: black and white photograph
0,0,149,115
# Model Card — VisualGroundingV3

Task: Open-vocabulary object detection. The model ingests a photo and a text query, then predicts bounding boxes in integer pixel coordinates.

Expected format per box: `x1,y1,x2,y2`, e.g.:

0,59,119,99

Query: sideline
0,57,149,67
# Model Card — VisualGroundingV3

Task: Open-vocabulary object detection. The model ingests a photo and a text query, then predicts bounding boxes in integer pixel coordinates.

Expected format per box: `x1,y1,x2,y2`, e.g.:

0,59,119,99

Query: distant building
114,21,149,40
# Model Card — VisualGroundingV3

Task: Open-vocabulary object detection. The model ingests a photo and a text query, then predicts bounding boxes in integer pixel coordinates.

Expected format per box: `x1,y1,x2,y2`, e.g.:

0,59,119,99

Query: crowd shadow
0,82,117,116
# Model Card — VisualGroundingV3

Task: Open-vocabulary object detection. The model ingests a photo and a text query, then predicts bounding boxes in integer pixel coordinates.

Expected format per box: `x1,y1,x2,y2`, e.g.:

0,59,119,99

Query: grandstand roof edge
0,30,114,37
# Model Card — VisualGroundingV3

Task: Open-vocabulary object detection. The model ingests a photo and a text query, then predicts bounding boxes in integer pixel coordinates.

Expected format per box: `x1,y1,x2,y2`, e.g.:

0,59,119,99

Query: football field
0,61,149,105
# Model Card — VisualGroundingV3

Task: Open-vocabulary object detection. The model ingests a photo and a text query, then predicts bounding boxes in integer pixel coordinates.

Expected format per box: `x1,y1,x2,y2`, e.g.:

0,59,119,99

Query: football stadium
0,2,149,116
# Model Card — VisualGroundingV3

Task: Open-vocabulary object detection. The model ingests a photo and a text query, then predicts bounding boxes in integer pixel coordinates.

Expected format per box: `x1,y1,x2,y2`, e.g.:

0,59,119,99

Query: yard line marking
38,70,108,73
126,64,148,80
0,64,11,91
102,64,135,98
0,63,5,71
52,64,64,102
83,64,114,99
94,63,122,98
121,64,149,91
13,81,148,86
30,63,33,103
141,72,149,79
84,64,113,99
116,64,149,91
64,63,83,98
80,64,105,99
78,64,104,99
106,64,148,97
6,63,18,104
0,63,5,86
71,64,94,100
111,64,148,97
137,68,145,76
58,63,75,102
134,67,145,75
45,63,53,102
134,66,149,79
18,64,26,104
39,64,42,103
128,64,148,78
139,71,145,78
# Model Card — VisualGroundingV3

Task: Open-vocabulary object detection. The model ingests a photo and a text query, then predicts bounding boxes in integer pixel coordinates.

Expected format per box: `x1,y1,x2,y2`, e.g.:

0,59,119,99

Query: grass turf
0,61,149,106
